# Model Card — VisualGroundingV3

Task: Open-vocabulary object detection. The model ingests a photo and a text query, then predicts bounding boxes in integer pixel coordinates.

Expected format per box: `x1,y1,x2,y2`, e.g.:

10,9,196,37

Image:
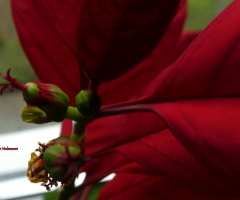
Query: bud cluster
1,69,102,124
1,69,103,192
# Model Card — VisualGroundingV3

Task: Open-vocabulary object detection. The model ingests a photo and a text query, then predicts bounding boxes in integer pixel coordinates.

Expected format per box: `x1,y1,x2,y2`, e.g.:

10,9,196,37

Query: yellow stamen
27,152,48,183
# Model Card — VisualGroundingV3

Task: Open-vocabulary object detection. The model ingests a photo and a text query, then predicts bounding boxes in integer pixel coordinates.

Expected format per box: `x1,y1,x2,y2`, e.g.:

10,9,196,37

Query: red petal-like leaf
82,152,131,186
85,112,165,155
115,127,234,195
81,112,165,188
136,0,240,103
72,151,151,200
11,0,88,104
98,0,186,105
40,0,86,57
82,152,149,186
147,98,240,193
84,108,227,194
87,99,240,198
99,173,238,200
77,0,181,85
173,31,200,59
83,98,240,198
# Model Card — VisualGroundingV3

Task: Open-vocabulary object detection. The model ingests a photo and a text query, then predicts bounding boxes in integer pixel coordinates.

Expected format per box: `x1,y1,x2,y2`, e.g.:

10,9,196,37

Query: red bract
11,0,240,199
11,0,86,104
77,0,180,86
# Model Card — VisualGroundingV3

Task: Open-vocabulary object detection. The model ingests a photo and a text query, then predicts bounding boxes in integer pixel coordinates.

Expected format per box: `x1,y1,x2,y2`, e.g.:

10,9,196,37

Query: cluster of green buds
0,69,102,124
0,69,103,191
27,136,84,190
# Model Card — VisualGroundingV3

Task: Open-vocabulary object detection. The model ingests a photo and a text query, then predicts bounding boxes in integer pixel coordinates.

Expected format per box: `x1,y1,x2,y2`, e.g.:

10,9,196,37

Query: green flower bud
21,106,47,124
26,83,70,122
22,82,40,101
27,136,84,191
75,90,101,118
43,145,82,182
43,136,83,183
51,136,80,147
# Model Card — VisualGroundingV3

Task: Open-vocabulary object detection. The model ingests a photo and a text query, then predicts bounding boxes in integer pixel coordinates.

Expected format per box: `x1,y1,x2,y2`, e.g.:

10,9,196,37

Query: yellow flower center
27,152,48,183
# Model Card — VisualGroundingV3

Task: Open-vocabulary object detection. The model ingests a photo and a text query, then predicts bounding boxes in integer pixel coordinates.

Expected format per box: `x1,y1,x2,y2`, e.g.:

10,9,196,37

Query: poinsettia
10,0,240,199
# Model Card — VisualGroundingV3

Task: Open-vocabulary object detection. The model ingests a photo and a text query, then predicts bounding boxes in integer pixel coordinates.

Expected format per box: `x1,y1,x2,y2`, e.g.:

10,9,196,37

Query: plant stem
71,122,86,145
66,106,83,122
97,103,148,118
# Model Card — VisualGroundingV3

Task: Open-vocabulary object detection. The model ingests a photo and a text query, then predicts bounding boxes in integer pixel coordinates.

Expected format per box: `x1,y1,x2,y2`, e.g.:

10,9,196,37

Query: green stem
66,106,83,122
71,122,86,145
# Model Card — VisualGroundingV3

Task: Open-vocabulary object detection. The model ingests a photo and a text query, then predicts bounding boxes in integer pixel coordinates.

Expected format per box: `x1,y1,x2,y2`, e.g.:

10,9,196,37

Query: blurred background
0,0,234,199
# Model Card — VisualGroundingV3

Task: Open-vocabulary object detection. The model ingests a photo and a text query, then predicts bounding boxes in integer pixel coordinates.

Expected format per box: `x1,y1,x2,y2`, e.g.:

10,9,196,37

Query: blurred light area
0,173,116,199
0,177,49,200
100,173,116,183
74,172,87,187
0,124,61,199
74,173,116,188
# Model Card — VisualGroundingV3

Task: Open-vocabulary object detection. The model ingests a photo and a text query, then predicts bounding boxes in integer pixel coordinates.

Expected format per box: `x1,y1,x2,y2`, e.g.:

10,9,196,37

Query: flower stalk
66,106,84,122
71,122,86,146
